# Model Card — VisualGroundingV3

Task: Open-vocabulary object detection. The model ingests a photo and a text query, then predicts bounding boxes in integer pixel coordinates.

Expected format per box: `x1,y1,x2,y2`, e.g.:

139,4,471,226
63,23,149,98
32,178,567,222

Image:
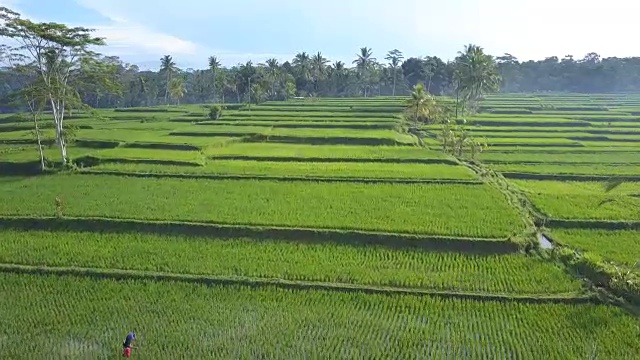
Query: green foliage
91,161,475,180
404,84,443,125
550,229,640,266
0,229,583,294
207,143,448,160
513,180,640,220
454,44,501,113
0,175,525,238
208,105,223,120
2,274,639,359
439,118,488,159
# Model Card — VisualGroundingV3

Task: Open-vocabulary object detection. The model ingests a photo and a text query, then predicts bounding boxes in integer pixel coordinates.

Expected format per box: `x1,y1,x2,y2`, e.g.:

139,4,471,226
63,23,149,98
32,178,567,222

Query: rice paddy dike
1,95,639,358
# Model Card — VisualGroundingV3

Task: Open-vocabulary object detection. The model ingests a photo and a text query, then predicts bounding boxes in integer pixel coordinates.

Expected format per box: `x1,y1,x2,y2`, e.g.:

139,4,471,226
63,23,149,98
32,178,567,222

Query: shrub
209,105,223,120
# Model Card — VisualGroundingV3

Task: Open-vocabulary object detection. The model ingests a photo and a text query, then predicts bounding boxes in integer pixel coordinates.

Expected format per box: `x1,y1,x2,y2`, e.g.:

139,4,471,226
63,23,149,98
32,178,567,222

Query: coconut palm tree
292,52,311,81
264,58,280,99
208,56,221,103
329,61,346,96
160,55,178,104
454,44,501,115
311,52,329,93
353,47,376,97
169,76,186,105
385,49,404,96
405,84,439,125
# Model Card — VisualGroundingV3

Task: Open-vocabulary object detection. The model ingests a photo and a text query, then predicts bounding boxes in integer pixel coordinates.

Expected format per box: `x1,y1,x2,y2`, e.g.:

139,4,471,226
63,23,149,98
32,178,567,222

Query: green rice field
2,94,640,358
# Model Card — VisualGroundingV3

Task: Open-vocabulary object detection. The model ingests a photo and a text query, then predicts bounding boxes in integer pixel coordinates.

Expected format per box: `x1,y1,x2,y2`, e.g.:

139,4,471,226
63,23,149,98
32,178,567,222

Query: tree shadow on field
0,216,520,255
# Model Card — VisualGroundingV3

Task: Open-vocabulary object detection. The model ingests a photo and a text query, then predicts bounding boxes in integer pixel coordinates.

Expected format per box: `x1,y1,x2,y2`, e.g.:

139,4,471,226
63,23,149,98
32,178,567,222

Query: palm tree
208,56,221,103
264,58,280,99
239,61,258,104
311,52,329,93
353,47,376,97
293,52,311,93
159,55,177,104
169,76,186,105
137,75,147,106
423,56,438,93
385,49,404,96
405,84,439,125
454,44,501,115
330,61,346,96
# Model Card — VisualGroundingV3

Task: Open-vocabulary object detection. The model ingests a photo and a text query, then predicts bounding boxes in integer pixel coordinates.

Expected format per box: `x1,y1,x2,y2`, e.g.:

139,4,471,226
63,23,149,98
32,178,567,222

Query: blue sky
2,0,638,70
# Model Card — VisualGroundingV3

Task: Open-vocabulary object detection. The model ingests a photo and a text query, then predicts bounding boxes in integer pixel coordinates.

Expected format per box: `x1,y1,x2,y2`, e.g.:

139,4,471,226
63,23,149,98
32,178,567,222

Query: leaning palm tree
160,55,178,104
353,47,376,97
311,52,329,93
454,44,501,115
208,56,221,103
385,49,404,96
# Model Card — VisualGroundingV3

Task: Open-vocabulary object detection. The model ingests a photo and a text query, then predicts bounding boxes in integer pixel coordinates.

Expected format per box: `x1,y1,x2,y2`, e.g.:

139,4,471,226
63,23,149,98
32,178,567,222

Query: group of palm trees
154,44,499,107
407,44,500,122
403,44,500,159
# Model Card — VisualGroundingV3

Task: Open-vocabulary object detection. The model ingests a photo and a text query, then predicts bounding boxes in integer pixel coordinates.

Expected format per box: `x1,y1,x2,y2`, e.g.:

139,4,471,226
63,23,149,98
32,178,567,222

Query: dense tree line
1,4,637,117
2,35,639,112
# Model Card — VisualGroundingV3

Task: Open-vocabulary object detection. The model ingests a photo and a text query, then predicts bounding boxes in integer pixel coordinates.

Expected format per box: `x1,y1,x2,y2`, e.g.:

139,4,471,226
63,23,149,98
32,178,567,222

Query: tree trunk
165,73,171,105
212,70,216,103
32,113,45,172
49,98,68,166
392,70,397,96
455,89,460,119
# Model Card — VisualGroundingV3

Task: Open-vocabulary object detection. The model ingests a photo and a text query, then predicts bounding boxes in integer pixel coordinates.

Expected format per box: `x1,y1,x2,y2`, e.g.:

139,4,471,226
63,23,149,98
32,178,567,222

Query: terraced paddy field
1,95,639,358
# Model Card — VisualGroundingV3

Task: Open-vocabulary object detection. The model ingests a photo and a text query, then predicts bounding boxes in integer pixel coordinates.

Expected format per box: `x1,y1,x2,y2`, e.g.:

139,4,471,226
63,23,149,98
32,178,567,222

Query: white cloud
94,23,200,57
74,0,202,58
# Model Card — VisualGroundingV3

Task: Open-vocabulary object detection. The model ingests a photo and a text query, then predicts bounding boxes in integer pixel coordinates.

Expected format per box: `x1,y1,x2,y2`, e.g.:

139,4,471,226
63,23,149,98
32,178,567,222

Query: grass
0,229,582,294
170,126,403,138
480,152,640,164
491,163,640,176
1,273,638,359
0,175,525,238
76,128,241,147
170,127,417,142
205,143,447,160
198,120,396,129
0,146,96,163
484,138,580,145
88,148,205,163
213,115,399,123
513,180,640,220
549,228,640,266
227,110,399,119
89,161,476,180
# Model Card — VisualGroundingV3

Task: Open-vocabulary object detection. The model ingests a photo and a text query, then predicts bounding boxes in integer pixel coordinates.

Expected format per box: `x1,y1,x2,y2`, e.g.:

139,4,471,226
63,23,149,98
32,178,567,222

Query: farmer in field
122,331,136,358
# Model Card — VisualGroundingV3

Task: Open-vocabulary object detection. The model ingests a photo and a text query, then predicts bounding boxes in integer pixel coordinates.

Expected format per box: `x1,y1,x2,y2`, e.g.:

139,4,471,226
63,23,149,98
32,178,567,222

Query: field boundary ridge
77,169,483,185
206,155,459,165
0,216,519,254
0,263,598,305
546,218,640,230
502,172,640,182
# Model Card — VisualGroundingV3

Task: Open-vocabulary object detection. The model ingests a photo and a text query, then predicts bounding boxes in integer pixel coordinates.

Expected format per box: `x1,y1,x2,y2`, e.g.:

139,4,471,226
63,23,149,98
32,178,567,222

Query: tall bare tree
0,6,105,165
